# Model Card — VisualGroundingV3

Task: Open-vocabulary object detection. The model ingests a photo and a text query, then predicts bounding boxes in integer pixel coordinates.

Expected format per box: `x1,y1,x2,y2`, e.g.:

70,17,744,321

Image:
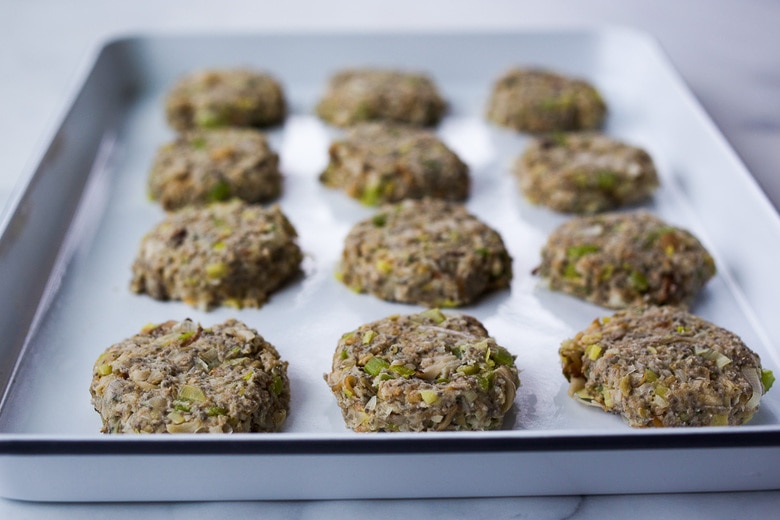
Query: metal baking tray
1,29,780,502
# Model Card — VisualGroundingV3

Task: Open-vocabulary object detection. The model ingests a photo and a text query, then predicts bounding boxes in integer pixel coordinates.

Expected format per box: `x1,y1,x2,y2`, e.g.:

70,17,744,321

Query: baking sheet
1,29,780,501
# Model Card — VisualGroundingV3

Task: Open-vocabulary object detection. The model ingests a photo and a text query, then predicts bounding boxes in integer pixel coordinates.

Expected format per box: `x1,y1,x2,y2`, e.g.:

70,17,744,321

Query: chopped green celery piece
359,183,382,206
457,364,479,376
596,170,618,190
419,308,446,324
585,344,602,361
644,368,659,383
173,402,190,412
489,346,515,367
419,389,439,404
629,271,649,292
212,241,226,251
362,330,377,345
710,414,729,426
567,244,599,260
371,213,387,227
206,262,229,279
364,356,390,376
207,181,231,202
178,385,207,402
451,345,463,358
564,263,580,279
654,384,670,399
242,369,254,381
389,364,416,377
340,348,349,360
474,247,489,257
207,407,228,417
196,110,226,128
476,375,491,391
190,136,207,149
178,331,195,342
97,364,112,376
270,375,285,396
762,369,775,392
375,259,393,274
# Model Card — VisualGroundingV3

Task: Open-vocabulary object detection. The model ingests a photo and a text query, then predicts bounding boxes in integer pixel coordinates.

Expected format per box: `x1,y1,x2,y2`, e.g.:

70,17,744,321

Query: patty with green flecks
90,318,290,434
165,69,286,131
316,69,446,127
319,122,469,205
559,305,773,427
535,211,715,309
148,128,282,211
515,132,659,214
486,68,606,133
131,200,302,310
339,198,512,307
325,309,520,432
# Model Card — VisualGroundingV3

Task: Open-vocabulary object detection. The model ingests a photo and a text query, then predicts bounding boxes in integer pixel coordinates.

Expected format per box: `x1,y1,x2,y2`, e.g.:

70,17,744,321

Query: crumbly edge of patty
339,198,512,307
320,122,469,205
515,132,659,214
535,211,716,309
325,309,520,432
90,318,290,434
148,128,282,210
130,200,302,310
559,306,772,427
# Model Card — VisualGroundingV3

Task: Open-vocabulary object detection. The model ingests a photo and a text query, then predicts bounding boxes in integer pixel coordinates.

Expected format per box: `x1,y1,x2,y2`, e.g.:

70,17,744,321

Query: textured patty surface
486,68,606,133
90,318,290,433
165,69,285,131
515,133,658,214
325,309,520,432
535,211,716,309
320,122,469,205
131,200,302,310
316,69,446,127
148,128,281,211
559,306,771,427
339,198,512,307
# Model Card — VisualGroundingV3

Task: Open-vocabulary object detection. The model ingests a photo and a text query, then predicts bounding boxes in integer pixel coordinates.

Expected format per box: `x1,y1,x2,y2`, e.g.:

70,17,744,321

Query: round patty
559,305,772,427
148,128,282,211
486,68,606,133
325,309,520,432
319,122,469,205
165,69,286,131
515,133,659,214
535,211,716,309
339,198,513,307
316,69,446,127
130,200,302,310
90,318,290,433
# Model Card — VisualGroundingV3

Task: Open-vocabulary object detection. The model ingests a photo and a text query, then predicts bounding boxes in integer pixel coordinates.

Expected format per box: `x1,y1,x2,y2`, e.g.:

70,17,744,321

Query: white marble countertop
1,0,778,517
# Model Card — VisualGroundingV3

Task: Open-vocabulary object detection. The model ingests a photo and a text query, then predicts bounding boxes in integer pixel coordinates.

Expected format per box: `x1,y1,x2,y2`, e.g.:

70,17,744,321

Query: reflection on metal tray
1,30,780,501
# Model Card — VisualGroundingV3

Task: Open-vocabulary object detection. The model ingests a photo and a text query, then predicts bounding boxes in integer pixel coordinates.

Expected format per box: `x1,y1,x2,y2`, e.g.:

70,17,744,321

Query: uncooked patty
148,128,281,211
319,122,469,205
486,68,606,133
339,198,512,307
90,318,290,433
130,200,302,310
325,309,520,432
316,69,446,127
535,211,716,309
515,133,659,214
559,305,773,427
165,69,286,131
